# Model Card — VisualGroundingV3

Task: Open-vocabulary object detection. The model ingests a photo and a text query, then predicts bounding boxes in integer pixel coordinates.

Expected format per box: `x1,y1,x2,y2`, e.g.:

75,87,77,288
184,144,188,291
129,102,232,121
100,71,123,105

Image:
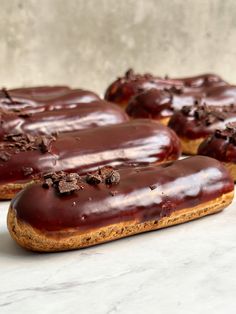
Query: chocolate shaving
22,166,33,176
124,69,154,82
42,171,81,194
18,112,32,118
125,68,135,79
181,106,192,116
166,85,183,95
181,105,229,126
1,88,15,104
149,185,157,190
37,136,54,153
105,170,120,185
0,151,11,161
214,123,236,145
86,173,102,185
3,133,56,153
86,167,121,186
58,180,79,194
42,178,53,189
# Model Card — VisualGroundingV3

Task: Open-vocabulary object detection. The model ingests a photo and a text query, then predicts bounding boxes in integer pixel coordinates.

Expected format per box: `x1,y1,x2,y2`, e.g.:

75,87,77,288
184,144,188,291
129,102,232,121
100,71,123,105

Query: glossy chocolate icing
126,84,236,121
0,120,181,185
198,126,236,162
0,101,129,138
105,69,227,106
202,85,236,107
11,156,234,232
168,106,236,139
0,86,100,112
104,69,184,106
170,73,227,88
126,88,201,119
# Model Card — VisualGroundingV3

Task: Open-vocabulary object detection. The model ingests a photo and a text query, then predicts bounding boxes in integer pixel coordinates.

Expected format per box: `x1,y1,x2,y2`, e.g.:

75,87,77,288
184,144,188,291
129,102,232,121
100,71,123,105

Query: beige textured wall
0,0,236,94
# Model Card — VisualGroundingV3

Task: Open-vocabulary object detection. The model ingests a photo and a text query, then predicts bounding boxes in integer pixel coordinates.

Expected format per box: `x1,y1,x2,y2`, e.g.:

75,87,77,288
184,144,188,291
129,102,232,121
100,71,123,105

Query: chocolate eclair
104,69,184,107
0,100,129,139
0,86,100,113
168,105,236,154
203,85,236,107
198,123,236,180
8,156,234,252
170,73,227,89
126,84,235,126
105,69,227,108
126,88,202,125
0,119,181,199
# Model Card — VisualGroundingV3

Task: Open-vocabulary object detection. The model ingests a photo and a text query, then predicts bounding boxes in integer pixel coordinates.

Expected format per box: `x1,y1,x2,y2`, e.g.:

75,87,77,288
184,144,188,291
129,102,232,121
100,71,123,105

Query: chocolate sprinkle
214,123,236,145
37,136,54,153
125,68,135,79
0,151,11,161
149,185,157,190
42,171,81,194
2,133,56,154
181,106,192,116
22,166,33,176
58,180,79,194
42,167,121,195
181,105,229,126
86,173,102,185
105,170,120,185
1,88,15,104
86,167,121,186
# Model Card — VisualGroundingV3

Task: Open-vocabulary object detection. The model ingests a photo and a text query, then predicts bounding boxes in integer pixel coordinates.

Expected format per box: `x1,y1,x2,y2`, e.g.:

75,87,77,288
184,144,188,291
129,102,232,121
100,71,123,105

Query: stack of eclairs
2,70,235,252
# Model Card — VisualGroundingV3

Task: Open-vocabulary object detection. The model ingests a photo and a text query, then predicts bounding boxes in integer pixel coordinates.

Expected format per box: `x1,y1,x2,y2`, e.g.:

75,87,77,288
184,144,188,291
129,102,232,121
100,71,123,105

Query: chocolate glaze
169,73,227,89
126,88,202,119
168,106,236,139
126,84,236,121
105,69,227,106
202,85,236,107
104,69,184,106
198,125,236,162
0,86,100,112
11,156,234,232
0,119,181,185
0,101,129,138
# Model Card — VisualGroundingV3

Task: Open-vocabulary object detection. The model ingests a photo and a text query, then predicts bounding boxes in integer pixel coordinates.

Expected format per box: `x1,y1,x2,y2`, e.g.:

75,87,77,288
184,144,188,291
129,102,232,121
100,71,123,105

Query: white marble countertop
0,196,236,314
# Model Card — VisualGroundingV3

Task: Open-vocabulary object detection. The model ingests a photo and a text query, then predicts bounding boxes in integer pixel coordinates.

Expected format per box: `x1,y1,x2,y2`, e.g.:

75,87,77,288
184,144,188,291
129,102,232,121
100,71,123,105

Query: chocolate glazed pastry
126,88,202,125
169,73,228,89
198,123,236,180
0,100,129,139
203,85,236,107
0,119,181,199
104,69,227,108
104,69,184,107
168,105,236,155
8,156,234,252
0,86,100,113
126,84,235,126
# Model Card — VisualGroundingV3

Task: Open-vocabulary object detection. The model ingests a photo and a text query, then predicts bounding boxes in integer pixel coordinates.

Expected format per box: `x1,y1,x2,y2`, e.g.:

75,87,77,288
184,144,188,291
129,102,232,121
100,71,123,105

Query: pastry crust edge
179,137,206,155
7,191,234,252
223,162,236,181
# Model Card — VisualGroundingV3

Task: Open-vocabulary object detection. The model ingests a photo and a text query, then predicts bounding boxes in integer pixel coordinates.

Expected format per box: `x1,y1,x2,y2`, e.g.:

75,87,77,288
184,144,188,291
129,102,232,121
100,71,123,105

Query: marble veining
0,196,236,314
